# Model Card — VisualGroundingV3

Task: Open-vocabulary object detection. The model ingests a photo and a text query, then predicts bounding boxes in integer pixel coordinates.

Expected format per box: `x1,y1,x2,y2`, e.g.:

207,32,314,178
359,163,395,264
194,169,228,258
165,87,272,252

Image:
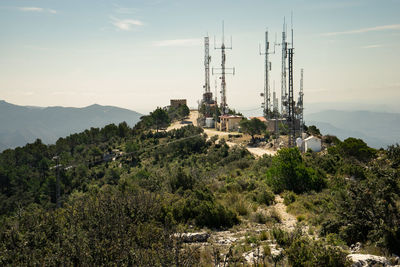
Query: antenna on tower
276,17,288,116
259,29,275,119
298,69,304,136
286,13,296,147
212,21,235,114
202,35,213,104
291,11,294,48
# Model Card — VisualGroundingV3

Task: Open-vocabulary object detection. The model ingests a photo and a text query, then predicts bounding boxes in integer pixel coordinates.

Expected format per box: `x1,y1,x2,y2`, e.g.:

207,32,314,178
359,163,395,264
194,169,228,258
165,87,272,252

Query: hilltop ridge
0,100,142,151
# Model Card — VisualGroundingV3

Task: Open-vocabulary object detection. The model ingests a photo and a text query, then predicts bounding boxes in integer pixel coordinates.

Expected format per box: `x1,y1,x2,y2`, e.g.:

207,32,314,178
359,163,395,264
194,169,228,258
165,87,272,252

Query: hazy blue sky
0,0,399,114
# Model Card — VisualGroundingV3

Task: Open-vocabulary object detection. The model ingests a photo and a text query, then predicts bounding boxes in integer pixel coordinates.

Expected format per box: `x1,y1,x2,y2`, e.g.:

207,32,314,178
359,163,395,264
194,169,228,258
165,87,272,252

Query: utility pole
259,30,275,119
213,21,235,114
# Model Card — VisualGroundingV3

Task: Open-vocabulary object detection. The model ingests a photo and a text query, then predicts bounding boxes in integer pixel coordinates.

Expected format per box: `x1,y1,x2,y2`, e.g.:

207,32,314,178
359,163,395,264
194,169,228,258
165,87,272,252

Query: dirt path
272,195,297,231
169,110,278,158
166,110,198,131
246,146,277,157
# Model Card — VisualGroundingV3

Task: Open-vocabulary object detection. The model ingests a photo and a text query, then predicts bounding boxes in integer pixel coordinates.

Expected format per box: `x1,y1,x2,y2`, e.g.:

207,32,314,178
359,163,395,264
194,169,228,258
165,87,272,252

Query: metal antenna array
259,30,275,119
204,36,211,93
273,80,279,145
287,48,296,147
276,18,288,116
203,36,212,103
298,69,304,136
213,21,235,114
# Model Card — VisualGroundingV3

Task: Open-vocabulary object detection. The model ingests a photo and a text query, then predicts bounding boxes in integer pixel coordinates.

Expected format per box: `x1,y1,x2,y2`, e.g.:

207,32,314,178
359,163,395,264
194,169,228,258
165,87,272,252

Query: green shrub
286,237,349,267
251,212,268,224
259,231,268,241
329,137,376,162
266,148,326,194
283,191,297,206
271,227,290,247
171,189,239,229
296,215,305,222
255,187,275,205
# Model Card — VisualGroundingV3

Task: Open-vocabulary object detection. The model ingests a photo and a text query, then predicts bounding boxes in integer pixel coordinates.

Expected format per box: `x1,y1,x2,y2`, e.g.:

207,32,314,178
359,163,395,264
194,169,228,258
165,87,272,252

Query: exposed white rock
347,253,390,267
174,232,210,243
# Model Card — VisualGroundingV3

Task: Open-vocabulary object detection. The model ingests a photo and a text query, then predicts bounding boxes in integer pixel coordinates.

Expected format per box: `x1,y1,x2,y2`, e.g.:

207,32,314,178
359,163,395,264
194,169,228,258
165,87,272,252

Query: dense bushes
0,186,200,266
266,147,326,193
321,169,400,254
271,227,349,266
329,137,376,162
169,188,238,229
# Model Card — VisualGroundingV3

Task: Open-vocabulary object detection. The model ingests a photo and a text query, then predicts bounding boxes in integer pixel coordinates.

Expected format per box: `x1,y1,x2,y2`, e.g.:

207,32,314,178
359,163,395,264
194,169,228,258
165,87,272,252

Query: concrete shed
304,136,322,152
219,115,242,132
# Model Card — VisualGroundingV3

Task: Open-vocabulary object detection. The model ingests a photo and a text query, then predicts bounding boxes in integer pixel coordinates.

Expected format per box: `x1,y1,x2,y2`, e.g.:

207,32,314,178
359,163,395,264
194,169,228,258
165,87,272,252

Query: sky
0,0,399,115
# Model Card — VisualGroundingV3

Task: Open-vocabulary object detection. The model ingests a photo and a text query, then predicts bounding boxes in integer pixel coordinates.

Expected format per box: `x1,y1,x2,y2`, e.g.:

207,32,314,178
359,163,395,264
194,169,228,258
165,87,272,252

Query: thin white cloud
18,7,57,14
111,17,143,31
361,44,384,49
19,7,44,12
323,24,400,36
153,38,201,47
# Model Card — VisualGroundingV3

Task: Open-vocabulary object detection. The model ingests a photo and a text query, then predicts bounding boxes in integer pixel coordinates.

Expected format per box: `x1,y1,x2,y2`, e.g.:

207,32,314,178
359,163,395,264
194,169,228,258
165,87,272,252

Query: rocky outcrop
347,254,390,267
175,232,210,243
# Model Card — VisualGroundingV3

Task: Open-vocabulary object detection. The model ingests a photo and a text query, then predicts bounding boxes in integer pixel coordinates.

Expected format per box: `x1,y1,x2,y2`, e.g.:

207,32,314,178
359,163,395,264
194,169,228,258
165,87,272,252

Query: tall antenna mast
204,36,211,94
279,17,288,116
273,80,279,145
298,69,304,135
291,11,294,49
202,36,213,105
259,30,275,119
288,48,295,147
213,21,235,114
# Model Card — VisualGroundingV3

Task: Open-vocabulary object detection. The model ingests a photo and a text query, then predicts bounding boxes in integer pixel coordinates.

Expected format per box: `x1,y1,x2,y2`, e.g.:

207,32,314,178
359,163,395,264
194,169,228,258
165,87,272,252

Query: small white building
304,136,322,152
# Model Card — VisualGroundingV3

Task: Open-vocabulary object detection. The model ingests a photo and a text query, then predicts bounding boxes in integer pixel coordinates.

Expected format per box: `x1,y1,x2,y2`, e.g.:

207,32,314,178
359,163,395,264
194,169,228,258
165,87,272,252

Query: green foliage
323,135,341,146
0,186,199,266
278,122,288,135
387,143,400,168
169,189,239,229
2,107,400,263
329,137,376,162
338,163,366,179
266,147,326,194
150,107,171,131
240,118,267,142
286,236,349,267
271,227,349,267
307,125,321,136
283,191,297,206
168,104,190,121
253,185,275,206
321,167,400,254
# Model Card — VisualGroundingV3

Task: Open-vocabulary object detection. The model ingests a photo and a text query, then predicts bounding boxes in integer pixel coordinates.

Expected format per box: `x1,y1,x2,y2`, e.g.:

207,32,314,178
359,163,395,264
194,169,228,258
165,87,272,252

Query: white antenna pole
291,11,294,48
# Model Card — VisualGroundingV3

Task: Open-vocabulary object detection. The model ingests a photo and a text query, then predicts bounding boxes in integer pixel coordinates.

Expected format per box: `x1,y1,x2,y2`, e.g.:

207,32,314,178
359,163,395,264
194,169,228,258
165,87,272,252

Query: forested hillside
0,100,142,150
1,108,400,266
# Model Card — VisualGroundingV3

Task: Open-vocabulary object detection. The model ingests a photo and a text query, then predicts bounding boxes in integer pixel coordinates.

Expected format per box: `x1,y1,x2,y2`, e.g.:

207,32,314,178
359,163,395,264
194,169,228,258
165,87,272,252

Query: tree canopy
240,118,267,143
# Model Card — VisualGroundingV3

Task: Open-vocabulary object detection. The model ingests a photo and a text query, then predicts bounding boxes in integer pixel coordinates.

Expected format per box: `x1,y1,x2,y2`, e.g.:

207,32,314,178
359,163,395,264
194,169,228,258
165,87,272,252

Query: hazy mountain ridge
306,109,400,148
0,100,142,150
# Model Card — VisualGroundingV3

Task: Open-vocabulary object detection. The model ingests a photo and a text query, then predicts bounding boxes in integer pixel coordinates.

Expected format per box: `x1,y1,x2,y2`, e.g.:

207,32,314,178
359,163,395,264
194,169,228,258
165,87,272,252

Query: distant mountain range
0,100,142,151
306,110,400,148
